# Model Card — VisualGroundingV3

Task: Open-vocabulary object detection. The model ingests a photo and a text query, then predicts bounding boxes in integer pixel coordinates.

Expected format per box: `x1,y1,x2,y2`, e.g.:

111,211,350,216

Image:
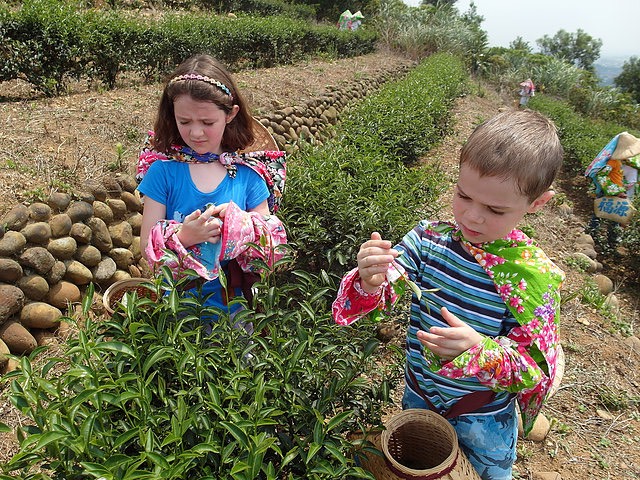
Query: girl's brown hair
152,54,254,153
460,110,564,202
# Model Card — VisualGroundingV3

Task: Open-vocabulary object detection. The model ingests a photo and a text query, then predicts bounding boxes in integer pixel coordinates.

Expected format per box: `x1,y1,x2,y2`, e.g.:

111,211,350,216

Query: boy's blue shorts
402,386,518,480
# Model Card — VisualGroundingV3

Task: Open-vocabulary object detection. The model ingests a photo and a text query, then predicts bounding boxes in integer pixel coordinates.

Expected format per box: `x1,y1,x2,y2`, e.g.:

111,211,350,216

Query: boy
332,110,565,480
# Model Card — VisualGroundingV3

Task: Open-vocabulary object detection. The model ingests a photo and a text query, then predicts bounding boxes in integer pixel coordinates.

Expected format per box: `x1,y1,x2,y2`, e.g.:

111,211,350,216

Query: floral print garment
137,132,287,214
146,200,287,281
332,222,565,435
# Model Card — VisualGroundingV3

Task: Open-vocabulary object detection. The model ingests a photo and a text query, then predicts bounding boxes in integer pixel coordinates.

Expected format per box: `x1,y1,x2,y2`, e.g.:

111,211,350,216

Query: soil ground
1,51,639,479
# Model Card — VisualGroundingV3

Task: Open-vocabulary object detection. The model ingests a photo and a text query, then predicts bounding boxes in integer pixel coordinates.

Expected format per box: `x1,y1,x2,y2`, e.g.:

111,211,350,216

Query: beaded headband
169,73,233,99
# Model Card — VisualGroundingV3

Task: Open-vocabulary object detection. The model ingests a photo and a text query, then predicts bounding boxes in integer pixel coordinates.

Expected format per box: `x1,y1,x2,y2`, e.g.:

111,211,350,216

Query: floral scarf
137,131,287,214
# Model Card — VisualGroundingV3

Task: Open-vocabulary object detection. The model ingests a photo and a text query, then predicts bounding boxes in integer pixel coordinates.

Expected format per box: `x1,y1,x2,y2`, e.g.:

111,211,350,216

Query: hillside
1,51,639,479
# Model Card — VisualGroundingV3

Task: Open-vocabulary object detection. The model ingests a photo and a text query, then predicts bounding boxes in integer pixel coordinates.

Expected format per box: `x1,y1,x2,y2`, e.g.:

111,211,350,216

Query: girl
138,54,287,319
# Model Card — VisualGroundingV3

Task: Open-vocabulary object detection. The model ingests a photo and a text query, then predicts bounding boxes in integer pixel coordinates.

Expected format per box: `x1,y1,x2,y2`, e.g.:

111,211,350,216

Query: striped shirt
397,220,518,415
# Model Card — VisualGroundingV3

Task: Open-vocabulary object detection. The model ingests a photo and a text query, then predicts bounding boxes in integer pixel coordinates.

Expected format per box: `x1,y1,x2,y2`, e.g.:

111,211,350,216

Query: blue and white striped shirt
396,220,518,415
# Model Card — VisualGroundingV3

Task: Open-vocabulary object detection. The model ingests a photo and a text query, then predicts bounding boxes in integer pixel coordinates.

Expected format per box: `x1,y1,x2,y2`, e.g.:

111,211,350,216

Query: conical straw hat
611,132,640,160
240,117,279,153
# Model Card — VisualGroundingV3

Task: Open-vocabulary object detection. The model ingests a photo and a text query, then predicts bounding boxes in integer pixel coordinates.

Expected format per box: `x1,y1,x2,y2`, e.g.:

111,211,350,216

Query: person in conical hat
518,78,535,107
586,131,640,201
585,131,640,249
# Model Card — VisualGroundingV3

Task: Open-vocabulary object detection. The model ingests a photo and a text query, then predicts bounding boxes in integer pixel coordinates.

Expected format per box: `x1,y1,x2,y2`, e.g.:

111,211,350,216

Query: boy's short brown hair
460,110,564,201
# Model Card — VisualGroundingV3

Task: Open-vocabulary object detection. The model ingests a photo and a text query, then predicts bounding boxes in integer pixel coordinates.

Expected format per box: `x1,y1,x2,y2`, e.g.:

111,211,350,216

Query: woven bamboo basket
102,278,158,315
239,117,279,153
357,409,481,480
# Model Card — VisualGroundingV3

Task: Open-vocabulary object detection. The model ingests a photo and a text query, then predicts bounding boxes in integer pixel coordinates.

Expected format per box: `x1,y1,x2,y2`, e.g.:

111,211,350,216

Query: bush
0,3,377,95
282,53,466,273
2,266,399,479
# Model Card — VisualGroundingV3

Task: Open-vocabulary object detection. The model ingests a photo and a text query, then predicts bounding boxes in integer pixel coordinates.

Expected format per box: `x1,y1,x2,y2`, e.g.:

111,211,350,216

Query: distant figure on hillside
518,78,535,107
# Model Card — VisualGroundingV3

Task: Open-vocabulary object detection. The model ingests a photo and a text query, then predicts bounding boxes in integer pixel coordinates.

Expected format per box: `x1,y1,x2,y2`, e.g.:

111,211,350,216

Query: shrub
2,266,399,479
282,53,466,273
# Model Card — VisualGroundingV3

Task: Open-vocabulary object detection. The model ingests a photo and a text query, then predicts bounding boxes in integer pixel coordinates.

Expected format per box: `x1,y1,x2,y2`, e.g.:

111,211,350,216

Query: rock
47,236,78,260
115,173,138,193
45,260,67,285
102,176,123,196
92,201,114,224
568,252,597,272
17,274,50,301
28,202,51,221
111,270,132,283
593,274,614,296
49,213,73,237
32,329,58,347
596,409,614,420
69,222,93,244
0,320,37,355
0,230,27,256
21,222,52,244
127,212,143,235
130,236,142,262
106,198,127,220
576,244,597,260
93,257,117,283
0,258,23,283
110,247,134,270
46,281,82,309
66,201,94,223
63,260,93,285
1,204,29,231
0,285,25,323
575,233,594,246
623,335,640,352
532,473,562,480
604,293,619,310
19,246,56,275
0,338,9,371
519,412,550,441
47,192,72,212
109,221,133,248
84,181,108,202
86,217,113,252
20,302,62,329
121,191,142,213
75,244,102,267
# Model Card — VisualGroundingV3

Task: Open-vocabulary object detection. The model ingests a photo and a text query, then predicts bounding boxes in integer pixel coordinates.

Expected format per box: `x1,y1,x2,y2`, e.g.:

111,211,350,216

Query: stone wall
0,62,413,370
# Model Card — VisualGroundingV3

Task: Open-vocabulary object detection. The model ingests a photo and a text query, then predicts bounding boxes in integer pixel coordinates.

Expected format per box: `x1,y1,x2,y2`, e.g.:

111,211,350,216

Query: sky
402,0,639,60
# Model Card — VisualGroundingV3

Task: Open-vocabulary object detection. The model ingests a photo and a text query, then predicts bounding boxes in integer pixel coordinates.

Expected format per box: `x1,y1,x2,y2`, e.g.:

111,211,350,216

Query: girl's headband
169,73,233,100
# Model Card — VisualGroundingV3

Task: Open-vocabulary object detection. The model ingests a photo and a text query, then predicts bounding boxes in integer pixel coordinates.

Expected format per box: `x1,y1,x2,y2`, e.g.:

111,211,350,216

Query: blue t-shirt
138,160,269,313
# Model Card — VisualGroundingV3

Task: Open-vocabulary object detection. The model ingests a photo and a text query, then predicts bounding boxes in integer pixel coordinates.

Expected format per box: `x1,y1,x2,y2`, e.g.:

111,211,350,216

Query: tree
536,29,602,71
509,36,532,53
421,0,457,6
615,56,640,104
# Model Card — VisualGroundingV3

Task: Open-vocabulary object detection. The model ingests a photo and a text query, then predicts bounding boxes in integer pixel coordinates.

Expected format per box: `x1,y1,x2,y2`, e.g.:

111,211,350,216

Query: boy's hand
177,204,222,247
417,307,483,361
357,232,398,293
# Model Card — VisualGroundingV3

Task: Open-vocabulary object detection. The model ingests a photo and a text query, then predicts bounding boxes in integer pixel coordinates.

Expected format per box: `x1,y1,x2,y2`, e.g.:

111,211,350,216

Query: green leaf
325,410,353,432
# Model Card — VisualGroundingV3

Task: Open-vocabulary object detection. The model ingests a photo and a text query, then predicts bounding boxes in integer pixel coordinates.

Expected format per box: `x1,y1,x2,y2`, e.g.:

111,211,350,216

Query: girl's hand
177,204,222,247
357,232,398,293
210,202,230,219
417,307,483,361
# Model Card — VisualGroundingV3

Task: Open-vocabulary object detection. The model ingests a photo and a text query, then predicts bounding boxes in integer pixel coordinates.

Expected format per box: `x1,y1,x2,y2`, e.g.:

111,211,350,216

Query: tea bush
2,264,400,479
0,0,376,95
283,53,466,273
